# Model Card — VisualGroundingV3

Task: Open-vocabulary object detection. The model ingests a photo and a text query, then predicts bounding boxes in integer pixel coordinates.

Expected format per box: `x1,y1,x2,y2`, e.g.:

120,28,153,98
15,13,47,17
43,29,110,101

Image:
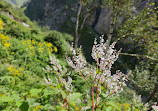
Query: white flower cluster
44,76,57,86
66,36,130,95
66,44,87,72
152,102,158,111
61,76,73,92
43,55,73,92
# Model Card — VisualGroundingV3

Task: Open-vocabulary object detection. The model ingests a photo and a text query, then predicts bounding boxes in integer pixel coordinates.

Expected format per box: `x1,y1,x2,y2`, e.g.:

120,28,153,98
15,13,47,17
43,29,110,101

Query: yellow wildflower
117,103,122,109
27,39,31,43
3,40,7,43
35,94,39,98
72,103,76,106
46,42,52,48
54,46,58,52
57,98,60,102
21,96,25,100
32,40,36,45
11,52,14,54
8,66,23,76
0,34,9,40
123,103,131,110
4,43,11,48
29,45,34,50
19,68,23,72
33,105,43,111
22,41,26,44
75,107,80,111
0,94,6,97
48,48,53,54
38,42,43,47
39,47,44,53
8,66,14,71
0,18,4,29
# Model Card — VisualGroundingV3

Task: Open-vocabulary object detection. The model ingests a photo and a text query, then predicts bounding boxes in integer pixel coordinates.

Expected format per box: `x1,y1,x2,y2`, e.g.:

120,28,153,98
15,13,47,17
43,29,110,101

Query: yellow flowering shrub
22,39,56,55
117,103,131,111
0,34,11,49
8,65,23,76
0,18,4,29
71,103,80,111
0,34,9,40
33,105,43,111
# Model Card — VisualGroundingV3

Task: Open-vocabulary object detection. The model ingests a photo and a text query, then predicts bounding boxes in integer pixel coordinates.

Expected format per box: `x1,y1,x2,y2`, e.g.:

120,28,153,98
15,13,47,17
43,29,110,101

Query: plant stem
79,71,90,85
97,93,111,106
95,87,98,111
92,86,94,111
64,98,69,111
58,73,63,87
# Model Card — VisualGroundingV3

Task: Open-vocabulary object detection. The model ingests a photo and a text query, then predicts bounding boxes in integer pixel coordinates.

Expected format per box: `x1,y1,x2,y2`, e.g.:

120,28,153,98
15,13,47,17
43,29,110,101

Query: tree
75,0,158,103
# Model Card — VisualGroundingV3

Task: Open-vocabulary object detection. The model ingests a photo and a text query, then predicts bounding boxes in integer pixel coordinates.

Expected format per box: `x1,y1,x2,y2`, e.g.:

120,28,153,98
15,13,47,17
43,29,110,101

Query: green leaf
100,93,108,99
0,96,14,102
69,93,82,104
2,110,10,111
0,76,17,83
43,104,56,110
96,69,99,74
56,83,61,88
104,106,112,111
96,97,101,106
151,3,155,5
43,89,57,96
105,101,120,111
19,101,29,111
11,94,21,101
30,88,42,97
16,101,23,107
60,90,66,98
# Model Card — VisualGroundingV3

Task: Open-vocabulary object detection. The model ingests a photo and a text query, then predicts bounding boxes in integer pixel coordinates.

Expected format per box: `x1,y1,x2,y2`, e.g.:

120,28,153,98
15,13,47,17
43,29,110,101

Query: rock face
94,0,156,34
94,6,112,34
1,11,30,27
25,0,155,33
25,0,77,30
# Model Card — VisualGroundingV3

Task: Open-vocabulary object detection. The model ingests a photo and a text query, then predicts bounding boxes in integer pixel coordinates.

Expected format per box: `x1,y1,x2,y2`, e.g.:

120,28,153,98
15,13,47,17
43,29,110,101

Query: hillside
0,0,158,111
0,1,75,110
4,0,28,7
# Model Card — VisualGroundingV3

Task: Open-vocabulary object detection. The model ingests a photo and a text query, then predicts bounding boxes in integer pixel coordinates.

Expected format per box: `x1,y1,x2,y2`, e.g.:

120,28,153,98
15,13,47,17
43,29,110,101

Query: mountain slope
4,0,28,7
0,1,74,110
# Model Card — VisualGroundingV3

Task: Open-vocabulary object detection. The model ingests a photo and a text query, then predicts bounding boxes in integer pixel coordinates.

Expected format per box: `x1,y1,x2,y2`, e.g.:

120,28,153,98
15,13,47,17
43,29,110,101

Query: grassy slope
0,1,74,110
4,0,28,7
0,1,149,111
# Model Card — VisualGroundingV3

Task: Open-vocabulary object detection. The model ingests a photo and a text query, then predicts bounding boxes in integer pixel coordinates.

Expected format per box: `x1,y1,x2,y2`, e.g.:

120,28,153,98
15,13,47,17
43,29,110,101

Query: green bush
44,30,73,56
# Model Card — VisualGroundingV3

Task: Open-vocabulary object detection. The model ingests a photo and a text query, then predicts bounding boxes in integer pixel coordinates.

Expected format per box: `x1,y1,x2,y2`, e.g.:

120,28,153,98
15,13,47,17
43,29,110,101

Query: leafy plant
44,36,130,110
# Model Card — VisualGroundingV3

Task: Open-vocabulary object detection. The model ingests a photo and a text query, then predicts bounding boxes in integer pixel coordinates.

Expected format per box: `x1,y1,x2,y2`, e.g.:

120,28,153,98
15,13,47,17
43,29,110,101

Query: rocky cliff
24,0,157,63
24,0,157,34
25,0,77,30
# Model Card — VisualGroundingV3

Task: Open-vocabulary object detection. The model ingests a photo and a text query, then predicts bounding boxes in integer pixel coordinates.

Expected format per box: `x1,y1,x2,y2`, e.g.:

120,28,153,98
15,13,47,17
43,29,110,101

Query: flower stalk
44,36,130,111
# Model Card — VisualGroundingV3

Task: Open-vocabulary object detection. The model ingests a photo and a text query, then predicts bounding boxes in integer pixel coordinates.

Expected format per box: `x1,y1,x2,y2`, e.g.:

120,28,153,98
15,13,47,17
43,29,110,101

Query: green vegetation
0,0,31,24
0,0,157,111
4,0,28,7
0,1,74,110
